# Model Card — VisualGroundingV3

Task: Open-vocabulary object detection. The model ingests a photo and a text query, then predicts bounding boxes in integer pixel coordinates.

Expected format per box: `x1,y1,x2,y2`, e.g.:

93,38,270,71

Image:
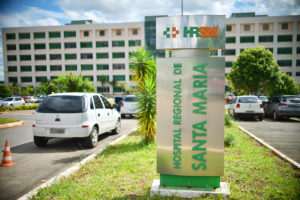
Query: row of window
7,75,129,83
226,22,293,32
226,35,300,44
225,59,300,67
222,47,300,56
6,29,139,40
7,52,131,61
7,64,127,72
6,40,142,51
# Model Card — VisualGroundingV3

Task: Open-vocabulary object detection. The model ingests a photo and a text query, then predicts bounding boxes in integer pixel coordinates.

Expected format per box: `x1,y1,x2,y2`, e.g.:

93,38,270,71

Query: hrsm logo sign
163,26,219,38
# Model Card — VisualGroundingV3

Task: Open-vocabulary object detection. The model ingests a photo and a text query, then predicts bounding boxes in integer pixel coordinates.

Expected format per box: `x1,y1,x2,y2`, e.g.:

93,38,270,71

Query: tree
9,83,21,96
0,84,12,98
56,73,94,93
269,73,299,96
21,86,34,96
228,47,281,95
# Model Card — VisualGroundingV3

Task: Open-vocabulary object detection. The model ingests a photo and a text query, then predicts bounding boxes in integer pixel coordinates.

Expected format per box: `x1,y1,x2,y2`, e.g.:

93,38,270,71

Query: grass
31,127,300,200
0,118,20,125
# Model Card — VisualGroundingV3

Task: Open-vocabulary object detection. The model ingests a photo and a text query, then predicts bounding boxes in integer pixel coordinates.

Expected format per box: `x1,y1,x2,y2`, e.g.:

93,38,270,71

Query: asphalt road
0,112,138,200
239,117,300,164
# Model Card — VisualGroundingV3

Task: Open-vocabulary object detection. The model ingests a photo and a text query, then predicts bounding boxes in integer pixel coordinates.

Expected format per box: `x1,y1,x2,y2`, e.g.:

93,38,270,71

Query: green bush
225,114,233,127
225,133,235,147
0,104,38,112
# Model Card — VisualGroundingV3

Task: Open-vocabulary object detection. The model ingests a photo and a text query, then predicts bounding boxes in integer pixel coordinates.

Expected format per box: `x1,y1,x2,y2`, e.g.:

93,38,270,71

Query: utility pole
181,0,183,16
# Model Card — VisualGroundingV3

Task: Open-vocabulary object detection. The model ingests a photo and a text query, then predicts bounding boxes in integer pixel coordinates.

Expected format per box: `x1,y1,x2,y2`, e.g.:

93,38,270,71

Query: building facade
2,20,144,94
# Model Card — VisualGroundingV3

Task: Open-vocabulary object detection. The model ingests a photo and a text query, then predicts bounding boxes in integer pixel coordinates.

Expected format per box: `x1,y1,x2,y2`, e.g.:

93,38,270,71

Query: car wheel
112,118,121,135
259,115,263,121
121,114,125,119
85,127,98,148
34,136,48,147
273,111,279,121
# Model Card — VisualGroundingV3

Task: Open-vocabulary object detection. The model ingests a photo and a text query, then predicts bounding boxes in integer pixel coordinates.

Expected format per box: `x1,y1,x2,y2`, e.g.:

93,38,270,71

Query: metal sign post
151,15,229,198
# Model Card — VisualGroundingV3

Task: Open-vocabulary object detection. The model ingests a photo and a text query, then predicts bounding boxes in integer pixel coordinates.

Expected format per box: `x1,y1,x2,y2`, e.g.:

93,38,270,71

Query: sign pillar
151,15,229,197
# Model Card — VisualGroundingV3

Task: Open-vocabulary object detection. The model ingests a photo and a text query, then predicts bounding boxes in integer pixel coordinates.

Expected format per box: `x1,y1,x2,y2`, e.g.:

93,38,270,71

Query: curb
239,126,300,169
0,121,25,129
18,127,137,200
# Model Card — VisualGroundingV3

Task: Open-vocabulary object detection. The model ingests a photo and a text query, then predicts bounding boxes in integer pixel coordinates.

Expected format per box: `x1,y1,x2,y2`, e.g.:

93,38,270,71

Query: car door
15,97,21,106
100,96,115,130
93,95,109,133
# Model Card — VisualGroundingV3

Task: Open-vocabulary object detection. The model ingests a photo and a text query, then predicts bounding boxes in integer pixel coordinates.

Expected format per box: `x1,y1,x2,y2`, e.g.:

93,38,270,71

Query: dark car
113,96,124,112
264,95,300,120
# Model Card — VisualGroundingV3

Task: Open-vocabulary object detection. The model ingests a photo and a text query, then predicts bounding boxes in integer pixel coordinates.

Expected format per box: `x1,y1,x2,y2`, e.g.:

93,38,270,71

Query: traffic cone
1,140,15,167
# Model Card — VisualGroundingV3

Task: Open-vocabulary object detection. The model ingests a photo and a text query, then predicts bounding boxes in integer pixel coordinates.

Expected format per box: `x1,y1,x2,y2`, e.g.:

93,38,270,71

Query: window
97,75,109,82
278,35,293,42
226,37,236,43
64,31,76,37
244,25,250,31
113,64,125,70
112,41,125,47
113,87,123,93
65,65,77,71
8,77,18,83
35,65,47,71
51,76,58,80
34,32,45,39
277,60,292,66
112,52,125,59
34,43,46,50
113,75,125,81
20,55,31,61
297,47,300,54
83,76,93,81
7,55,17,61
81,65,93,70
93,95,104,109
129,40,141,46
36,77,47,82
296,72,300,76
116,30,122,36
277,48,292,54
50,54,62,60
259,36,273,43
7,44,16,51
64,42,76,48
6,33,16,40
297,35,300,41
221,49,235,56
50,65,62,71
101,96,111,108
297,60,300,66
226,25,232,32
281,23,288,30
262,24,269,31
96,53,109,59
80,42,92,48
19,33,30,39
97,87,110,93
21,77,32,82
240,36,254,43
97,64,109,70
20,44,31,50
8,66,17,72
37,96,85,113
96,41,108,47
132,29,138,35
100,30,105,36
225,62,232,68
65,54,77,60
81,53,93,59
49,32,61,38
35,54,46,60
49,43,61,49
20,66,32,72
84,31,89,37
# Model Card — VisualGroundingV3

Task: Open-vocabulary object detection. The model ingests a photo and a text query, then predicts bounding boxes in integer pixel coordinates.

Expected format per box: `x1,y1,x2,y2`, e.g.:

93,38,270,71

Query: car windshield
283,96,300,103
37,96,87,113
259,97,267,101
238,97,259,103
124,96,137,102
3,97,14,101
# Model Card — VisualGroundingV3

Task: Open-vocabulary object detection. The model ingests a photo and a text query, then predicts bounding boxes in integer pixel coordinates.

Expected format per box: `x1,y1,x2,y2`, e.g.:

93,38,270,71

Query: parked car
36,96,46,103
26,96,38,103
120,95,138,118
258,96,268,105
32,93,121,148
113,96,124,112
264,95,300,120
225,94,235,104
1,97,25,107
228,96,264,120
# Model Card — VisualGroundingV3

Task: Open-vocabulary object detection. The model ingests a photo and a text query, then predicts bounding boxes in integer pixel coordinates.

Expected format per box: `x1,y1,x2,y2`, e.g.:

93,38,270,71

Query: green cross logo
163,27,170,38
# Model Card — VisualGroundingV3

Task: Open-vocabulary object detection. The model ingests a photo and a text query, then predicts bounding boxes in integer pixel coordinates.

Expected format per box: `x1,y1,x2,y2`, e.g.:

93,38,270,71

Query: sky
0,0,299,81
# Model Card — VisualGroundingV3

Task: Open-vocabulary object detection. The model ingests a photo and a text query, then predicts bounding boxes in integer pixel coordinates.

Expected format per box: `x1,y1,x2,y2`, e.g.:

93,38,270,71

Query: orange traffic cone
1,140,15,167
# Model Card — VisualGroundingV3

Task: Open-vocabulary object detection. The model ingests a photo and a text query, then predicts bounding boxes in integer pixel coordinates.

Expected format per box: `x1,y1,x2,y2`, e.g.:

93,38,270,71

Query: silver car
264,95,300,120
1,97,25,107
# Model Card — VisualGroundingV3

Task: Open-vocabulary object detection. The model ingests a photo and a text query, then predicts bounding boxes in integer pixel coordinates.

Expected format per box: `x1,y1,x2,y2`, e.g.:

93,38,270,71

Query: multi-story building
2,20,144,94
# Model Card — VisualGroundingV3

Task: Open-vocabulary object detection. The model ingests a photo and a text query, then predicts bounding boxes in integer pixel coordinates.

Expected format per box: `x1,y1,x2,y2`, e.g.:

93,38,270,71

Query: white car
120,95,138,118
228,96,264,121
1,97,25,107
32,93,121,148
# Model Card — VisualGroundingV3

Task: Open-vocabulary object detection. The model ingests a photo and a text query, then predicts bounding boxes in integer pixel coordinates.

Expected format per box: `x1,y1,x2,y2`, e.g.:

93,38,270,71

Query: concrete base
150,179,230,199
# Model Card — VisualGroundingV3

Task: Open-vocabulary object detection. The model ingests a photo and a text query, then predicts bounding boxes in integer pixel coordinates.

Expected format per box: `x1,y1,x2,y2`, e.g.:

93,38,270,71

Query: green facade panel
49,32,61,38
81,65,93,70
34,32,45,39
65,65,77,71
49,43,61,49
19,33,30,39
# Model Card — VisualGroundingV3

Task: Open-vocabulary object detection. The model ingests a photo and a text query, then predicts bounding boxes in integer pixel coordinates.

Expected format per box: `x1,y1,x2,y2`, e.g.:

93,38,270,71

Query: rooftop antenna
181,0,183,16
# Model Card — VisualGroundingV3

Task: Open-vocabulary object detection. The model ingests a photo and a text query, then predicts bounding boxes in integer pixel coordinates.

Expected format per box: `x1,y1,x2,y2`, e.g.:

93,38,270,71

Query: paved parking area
239,118,300,164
